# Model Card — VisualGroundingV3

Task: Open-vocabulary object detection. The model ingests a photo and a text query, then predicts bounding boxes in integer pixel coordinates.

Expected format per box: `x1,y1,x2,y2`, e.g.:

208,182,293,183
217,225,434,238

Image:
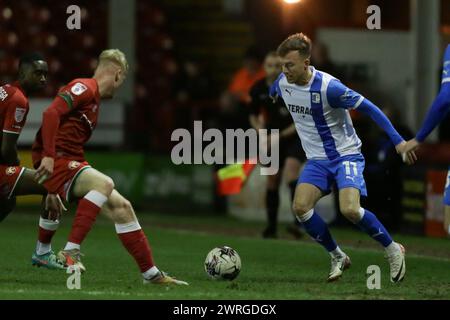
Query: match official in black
248,51,306,239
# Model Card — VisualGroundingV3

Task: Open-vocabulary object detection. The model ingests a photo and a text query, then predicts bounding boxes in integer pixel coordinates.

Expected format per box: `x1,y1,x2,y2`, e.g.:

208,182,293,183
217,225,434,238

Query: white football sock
142,266,160,280
36,241,52,255
330,246,345,258
36,217,59,255
84,190,108,207
64,242,81,251
115,221,141,234
39,217,59,230
296,209,314,223
384,241,400,255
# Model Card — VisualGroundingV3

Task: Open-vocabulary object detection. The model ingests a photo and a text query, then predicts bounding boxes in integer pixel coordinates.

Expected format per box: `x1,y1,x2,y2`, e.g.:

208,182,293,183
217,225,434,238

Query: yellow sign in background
17,150,41,205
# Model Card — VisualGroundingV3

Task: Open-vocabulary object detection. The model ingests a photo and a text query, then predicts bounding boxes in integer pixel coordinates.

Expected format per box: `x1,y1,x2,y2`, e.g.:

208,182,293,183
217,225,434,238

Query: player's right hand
395,141,417,165
35,156,54,184
45,194,67,220
402,138,421,154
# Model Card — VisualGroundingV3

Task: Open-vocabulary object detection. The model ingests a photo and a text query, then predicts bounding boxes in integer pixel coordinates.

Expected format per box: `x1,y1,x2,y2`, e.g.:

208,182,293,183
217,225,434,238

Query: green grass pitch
0,210,449,299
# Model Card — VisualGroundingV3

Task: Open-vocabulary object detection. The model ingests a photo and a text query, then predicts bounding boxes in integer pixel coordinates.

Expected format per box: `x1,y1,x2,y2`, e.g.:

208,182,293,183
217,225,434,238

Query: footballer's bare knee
339,203,361,223
292,200,314,218
292,183,322,219
92,174,114,196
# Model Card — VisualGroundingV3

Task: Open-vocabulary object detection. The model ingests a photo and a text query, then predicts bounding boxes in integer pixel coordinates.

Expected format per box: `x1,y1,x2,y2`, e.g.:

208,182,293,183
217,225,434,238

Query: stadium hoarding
85,152,215,210
14,153,448,237
85,152,146,203
425,170,448,237
16,152,214,210
142,155,214,211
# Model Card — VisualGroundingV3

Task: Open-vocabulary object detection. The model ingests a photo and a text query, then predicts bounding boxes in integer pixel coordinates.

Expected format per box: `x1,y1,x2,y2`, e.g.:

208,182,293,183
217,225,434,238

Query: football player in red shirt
0,53,65,269
33,49,187,285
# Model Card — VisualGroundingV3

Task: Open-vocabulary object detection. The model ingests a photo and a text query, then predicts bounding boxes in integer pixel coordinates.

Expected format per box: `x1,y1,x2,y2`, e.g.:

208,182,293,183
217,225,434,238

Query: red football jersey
32,78,100,164
0,82,29,164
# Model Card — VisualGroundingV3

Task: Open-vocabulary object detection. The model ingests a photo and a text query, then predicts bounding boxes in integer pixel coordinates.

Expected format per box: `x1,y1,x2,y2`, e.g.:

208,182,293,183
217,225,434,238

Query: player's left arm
1,99,29,165
327,79,416,164
356,99,404,145
327,79,404,145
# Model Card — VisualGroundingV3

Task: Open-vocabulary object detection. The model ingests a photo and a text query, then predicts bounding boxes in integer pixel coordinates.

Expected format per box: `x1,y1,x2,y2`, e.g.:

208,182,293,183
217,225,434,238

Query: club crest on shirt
71,83,87,96
5,166,16,176
68,161,81,170
14,107,26,123
311,92,321,103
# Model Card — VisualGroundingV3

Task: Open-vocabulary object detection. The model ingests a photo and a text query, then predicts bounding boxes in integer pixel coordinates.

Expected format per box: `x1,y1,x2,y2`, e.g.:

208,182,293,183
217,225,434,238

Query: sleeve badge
14,107,27,123
71,83,88,96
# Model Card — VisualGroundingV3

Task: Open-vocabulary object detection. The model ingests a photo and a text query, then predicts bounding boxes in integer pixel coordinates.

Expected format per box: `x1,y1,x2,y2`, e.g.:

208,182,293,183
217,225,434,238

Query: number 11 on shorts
343,161,358,176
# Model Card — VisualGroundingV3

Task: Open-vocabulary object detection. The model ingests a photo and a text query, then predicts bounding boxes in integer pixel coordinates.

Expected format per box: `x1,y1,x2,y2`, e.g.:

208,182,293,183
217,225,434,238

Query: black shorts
279,136,306,165
0,197,16,222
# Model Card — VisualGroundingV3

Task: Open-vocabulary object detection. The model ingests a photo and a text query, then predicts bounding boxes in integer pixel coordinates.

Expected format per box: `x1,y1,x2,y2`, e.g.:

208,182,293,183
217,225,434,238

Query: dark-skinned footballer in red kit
0,52,65,270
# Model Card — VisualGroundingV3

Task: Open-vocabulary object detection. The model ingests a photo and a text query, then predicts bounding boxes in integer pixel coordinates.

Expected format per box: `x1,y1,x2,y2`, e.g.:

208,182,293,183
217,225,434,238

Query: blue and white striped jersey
272,67,364,160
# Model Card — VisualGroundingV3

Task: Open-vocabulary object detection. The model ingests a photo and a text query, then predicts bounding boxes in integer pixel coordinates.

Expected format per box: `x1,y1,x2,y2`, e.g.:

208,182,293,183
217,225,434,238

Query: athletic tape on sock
36,241,52,255
64,242,81,251
297,209,314,223
357,207,365,222
115,220,142,234
39,217,59,231
142,266,160,279
84,190,108,207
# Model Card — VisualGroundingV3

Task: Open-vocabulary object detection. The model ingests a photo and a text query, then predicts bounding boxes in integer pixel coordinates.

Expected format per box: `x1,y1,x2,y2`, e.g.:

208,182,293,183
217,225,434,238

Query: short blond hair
98,49,129,73
277,33,312,58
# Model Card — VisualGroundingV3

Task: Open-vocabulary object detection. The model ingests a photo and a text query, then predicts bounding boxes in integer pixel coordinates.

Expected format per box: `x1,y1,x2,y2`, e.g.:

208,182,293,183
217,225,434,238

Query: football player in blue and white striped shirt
271,33,417,283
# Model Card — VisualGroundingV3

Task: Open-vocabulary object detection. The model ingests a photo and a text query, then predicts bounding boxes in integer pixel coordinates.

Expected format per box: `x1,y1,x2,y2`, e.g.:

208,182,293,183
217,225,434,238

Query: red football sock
39,226,56,244
116,222,155,273
38,217,59,244
68,190,108,245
